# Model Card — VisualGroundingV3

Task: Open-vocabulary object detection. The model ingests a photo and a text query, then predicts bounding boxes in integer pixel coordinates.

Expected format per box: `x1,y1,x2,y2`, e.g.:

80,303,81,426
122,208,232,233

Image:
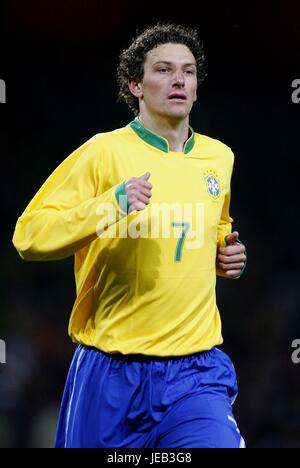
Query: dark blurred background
1,0,300,448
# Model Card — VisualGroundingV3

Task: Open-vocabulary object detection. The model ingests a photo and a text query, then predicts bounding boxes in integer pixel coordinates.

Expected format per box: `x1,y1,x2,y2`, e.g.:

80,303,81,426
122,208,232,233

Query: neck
138,113,190,152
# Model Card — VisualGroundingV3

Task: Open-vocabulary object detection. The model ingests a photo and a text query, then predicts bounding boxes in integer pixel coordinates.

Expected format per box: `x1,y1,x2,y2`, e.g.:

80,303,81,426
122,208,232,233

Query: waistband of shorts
84,345,214,362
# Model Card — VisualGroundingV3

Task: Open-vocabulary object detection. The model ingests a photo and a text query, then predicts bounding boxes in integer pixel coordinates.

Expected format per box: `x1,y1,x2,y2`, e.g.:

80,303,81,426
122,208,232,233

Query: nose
172,71,185,87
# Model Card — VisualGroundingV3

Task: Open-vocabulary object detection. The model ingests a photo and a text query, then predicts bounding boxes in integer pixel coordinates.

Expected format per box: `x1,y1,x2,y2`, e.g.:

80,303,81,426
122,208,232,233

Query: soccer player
13,23,247,448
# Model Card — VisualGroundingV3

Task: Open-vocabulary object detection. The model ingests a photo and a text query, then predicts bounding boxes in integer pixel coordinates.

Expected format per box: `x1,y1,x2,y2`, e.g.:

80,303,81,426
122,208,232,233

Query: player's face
139,43,197,121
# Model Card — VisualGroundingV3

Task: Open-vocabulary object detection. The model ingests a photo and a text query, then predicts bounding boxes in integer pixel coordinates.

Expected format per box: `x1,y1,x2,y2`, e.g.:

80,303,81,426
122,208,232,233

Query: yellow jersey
13,118,235,356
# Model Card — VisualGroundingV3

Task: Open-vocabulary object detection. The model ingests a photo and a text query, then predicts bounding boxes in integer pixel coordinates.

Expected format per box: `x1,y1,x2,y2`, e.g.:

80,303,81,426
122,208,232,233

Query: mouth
168,93,187,101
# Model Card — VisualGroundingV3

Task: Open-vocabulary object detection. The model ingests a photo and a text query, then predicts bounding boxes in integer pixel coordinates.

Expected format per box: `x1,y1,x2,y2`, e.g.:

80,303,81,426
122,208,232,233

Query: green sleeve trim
115,182,129,214
224,236,247,279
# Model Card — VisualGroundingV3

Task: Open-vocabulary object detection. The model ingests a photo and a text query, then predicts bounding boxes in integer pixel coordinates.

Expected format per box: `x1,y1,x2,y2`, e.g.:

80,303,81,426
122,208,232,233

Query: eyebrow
153,60,197,67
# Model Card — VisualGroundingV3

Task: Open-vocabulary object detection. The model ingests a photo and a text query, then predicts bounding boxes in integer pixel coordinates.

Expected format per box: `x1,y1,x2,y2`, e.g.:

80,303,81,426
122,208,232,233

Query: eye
184,69,195,75
158,67,170,73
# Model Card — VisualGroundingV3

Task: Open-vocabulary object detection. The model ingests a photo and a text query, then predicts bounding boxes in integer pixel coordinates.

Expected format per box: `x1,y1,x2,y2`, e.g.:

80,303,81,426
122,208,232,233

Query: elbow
12,231,70,262
12,224,47,262
13,241,58,261
12,214,75,261
12,236,43,261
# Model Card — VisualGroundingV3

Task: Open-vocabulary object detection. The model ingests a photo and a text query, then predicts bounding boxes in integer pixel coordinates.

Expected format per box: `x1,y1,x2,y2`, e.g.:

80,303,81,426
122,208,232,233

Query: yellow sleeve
12,139,127,261
217,190,234,248
217,148,235,248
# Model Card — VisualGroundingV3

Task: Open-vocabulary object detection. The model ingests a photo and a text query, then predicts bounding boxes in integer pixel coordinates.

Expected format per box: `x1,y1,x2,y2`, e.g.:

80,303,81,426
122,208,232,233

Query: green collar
129,117,195,154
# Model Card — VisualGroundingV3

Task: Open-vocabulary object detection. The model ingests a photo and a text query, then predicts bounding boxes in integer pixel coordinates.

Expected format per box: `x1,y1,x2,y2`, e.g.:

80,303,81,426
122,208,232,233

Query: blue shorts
54,345,245,448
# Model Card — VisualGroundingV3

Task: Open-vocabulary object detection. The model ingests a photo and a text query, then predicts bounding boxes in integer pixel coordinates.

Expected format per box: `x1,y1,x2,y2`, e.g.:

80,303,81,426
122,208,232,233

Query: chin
166,104,191,120
167,111,188,120
156,105,189,121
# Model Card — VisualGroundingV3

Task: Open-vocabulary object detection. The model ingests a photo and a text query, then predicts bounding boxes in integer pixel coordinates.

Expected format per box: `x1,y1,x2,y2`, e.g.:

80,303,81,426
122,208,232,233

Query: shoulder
87,125,133,149
193,132,234,162
64,125,131,167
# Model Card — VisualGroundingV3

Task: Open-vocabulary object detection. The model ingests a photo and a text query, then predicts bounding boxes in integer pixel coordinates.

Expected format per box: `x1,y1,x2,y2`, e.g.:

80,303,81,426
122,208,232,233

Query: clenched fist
216,231,247,278
125,172,152,212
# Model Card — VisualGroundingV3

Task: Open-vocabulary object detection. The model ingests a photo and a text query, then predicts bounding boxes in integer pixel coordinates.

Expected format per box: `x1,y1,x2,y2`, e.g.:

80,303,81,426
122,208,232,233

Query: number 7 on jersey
172,222,191,262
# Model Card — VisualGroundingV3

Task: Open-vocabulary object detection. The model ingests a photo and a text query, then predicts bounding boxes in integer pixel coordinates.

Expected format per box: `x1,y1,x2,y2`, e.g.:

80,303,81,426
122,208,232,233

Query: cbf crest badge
204,169,221,200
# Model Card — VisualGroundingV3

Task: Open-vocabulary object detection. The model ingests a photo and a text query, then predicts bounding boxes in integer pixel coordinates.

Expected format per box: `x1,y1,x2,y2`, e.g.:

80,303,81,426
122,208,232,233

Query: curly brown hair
117,22,207,115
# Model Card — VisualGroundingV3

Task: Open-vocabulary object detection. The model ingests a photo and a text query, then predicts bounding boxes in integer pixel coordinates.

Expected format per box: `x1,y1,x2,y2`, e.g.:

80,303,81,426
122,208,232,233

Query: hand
216,231,246,278
124,172,152,212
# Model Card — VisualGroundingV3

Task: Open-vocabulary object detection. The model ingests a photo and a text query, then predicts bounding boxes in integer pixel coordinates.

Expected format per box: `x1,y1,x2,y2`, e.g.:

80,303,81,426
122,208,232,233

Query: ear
193,89,197,102
128,78,143,98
